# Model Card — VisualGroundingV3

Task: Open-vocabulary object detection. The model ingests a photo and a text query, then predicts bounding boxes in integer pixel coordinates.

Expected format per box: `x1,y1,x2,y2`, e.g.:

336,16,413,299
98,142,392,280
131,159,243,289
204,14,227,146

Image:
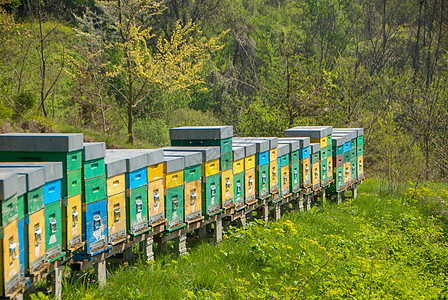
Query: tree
77,0,225,144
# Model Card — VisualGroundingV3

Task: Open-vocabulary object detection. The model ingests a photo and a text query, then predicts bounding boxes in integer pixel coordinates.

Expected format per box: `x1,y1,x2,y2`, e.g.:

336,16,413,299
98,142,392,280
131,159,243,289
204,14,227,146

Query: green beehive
83,143,107,204
278,138,301,193
126,185,150,235
44,200,64,262
203,173,221,216
165,185,185,231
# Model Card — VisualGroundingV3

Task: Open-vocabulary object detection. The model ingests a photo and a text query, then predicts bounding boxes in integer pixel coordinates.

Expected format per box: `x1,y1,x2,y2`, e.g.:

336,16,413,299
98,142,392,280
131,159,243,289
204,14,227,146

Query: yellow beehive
1,219,20,296
147,163,164,182
165,169,184,189
27,209,46,274
184,179,202,223
233,158,244,175
245,168,256,204
221,169,234,208
107,192,127,244
281,165,290,196
312,162,320,188
106,173,125,197
269,161,279,193
244,155,255,170
201,158,220,177
147,178,165,226
64,194,82,251
326,156,333,179
344,161,351,184
311,137,327,149
301,157,311,187
269,148,277,162
357,155,364,178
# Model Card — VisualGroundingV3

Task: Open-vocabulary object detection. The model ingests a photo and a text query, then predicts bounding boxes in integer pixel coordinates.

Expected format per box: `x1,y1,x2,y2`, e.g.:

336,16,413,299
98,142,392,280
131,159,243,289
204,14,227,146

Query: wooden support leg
263,204,269,224
176,234,187,256
240,215,246,230
15,293,24,300
95,260,107,287
337,192,343,204
214,218,223,243
306,195,312,211
298,196,305,211
321,189,326,206
353,186,358,200
274,203,281,221
142,237,154,261
51,266,62,300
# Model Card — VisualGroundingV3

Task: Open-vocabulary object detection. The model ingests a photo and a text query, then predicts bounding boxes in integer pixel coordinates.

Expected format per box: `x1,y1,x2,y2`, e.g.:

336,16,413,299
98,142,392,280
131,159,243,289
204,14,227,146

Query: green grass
58,179,448,299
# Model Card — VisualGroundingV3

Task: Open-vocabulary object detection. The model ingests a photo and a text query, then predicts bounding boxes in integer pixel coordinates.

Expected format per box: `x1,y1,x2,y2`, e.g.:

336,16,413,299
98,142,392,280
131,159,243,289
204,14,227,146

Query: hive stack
277,143,291,198
146,150,166,229
104,154,127,245
163,151,203,224
278,139,301,194
163,146,221,218
233,138,270,200
330,135,349,192
231,146,245,210
0,171,21,297
333,128,364,181
284,126,333,187
105,150,150,237
170,126,234,210
0,134,88,260
332,131,356,187
232,142,257,206
162,155,185,232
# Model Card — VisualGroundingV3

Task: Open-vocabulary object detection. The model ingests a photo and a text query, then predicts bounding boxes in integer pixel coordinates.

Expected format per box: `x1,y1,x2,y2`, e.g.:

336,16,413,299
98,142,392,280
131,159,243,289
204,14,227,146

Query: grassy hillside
57,180,448,299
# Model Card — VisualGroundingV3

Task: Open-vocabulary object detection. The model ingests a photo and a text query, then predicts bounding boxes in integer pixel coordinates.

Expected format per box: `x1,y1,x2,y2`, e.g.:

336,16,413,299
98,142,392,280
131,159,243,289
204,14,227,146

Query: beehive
277,143,291,197
278,138,301,193
232,142,257,205
164,151,203,224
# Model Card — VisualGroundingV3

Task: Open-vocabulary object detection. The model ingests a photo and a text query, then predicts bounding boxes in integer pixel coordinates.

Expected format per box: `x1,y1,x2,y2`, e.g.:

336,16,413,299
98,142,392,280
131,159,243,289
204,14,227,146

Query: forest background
1,0,447,190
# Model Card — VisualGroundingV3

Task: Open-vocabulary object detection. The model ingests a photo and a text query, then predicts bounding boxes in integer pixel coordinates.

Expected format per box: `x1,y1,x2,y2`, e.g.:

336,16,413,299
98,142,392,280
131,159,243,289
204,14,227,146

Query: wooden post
263,204,269,224
240,215,246,230
95,260,107,287
306,195,312,211
176,234,187,256
337,191,344,204
274,203,281,221
142,237,154,261
52,266,62,300
321,189,326,206
353,185,358,200
214,218,223,243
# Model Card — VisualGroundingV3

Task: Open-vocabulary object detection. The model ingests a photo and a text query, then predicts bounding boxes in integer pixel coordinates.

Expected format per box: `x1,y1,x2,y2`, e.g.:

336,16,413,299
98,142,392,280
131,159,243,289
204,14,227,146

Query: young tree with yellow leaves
76,0,226,144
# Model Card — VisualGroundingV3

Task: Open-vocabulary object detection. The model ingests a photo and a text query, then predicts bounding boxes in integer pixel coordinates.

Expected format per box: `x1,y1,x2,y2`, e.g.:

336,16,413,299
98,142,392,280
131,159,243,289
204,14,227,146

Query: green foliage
61,180,448,299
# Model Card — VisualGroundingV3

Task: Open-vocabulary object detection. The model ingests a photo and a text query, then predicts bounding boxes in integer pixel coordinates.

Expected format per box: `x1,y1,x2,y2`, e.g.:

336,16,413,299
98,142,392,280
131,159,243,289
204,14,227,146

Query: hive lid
332,131,356,141
17,175,26,197
332,135,349,147
310,143,321,153
0,162,63,183
169,126,233,140
277,143,290,157
130,149,165,166
163,151,202,168
163,155,185,173
104,155,127,178
277,137,310,148
232,138,269,153
232,146,245,161
162,146,220,162
105,150,148,172
236,137,278,149
333,128,364,137
284,126,333,139
278,138,299,152
0,166,45,191
0,133,84,152
0,170,18,201
83,142,106,161
231,142,256,157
